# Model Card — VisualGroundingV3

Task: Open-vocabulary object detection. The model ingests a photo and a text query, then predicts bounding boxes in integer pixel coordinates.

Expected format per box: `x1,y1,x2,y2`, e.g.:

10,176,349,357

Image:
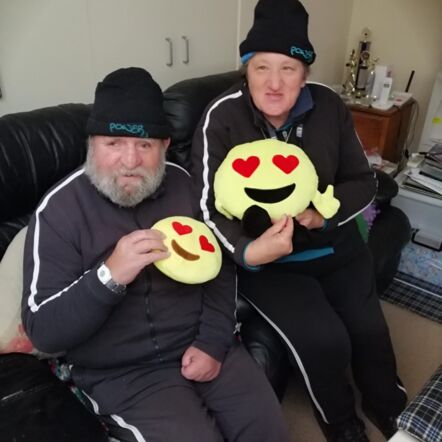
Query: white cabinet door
168,0,239,81
0,0,240,115
88,0,239,89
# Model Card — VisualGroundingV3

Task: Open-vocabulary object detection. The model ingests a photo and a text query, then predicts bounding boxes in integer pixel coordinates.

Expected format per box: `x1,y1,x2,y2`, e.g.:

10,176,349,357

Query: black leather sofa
0,70,411,401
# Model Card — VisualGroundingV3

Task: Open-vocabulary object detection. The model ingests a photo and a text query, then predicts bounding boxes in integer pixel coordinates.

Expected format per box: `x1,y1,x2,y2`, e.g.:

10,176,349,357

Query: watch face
97,263,126,294
98,264,112,284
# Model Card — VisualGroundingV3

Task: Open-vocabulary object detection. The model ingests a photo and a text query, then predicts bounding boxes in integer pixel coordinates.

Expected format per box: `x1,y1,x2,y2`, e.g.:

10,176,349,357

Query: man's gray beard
84,146,166,208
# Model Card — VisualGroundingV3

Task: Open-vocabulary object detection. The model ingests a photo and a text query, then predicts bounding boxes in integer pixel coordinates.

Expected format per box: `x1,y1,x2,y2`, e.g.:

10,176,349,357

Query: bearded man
21,67,289,442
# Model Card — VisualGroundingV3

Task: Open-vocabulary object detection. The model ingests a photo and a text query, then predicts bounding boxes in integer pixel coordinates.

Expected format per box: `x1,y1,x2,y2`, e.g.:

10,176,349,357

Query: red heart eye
172,221,193,235
232,156,260,178
272,155,299,174
199,235,215,253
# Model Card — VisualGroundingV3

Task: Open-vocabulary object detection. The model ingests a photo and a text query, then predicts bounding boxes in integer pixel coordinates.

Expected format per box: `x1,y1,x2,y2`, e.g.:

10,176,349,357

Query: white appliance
419,71,442,152
392,170,442,247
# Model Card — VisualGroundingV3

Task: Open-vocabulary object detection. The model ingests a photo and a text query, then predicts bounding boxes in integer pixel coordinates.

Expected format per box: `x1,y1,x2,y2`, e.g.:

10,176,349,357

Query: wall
346,0,442,152
301,0,354,86
0,0,95,113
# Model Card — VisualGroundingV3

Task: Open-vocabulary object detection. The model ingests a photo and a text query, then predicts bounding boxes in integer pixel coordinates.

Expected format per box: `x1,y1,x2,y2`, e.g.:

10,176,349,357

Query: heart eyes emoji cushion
214,139,340,221
152,216,222,284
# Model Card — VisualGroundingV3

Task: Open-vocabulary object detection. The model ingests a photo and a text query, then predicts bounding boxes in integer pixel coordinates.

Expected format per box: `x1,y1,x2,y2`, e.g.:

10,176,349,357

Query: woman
191,1,406,441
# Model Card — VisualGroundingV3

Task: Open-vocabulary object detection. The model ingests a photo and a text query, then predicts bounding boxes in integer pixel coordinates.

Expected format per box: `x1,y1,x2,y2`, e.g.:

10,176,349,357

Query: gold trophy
342,49,357,96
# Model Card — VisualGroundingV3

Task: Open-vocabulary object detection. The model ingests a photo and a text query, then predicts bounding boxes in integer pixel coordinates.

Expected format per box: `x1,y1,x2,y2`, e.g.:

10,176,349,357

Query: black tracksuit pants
238,233,407,425
80,342,289,442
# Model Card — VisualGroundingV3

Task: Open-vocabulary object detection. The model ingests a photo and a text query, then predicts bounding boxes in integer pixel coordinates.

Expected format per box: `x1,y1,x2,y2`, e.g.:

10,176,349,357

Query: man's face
85,135,170,207
246,52,307,129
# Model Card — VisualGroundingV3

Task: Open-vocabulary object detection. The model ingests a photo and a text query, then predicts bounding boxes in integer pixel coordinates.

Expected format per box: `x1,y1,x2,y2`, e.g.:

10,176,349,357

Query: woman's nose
267,71,282,90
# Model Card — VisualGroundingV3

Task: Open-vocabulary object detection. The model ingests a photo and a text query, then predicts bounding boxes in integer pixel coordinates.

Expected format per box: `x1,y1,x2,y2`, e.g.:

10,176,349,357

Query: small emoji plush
152,216,222,284
214,139,340,237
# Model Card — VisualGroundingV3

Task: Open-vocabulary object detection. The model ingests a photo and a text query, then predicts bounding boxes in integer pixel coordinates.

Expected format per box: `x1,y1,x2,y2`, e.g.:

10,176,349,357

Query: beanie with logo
239,0,316,65
86,67,170,139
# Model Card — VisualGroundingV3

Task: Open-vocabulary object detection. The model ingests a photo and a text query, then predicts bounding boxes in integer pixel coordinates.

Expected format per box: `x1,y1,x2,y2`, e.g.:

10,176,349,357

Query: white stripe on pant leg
82,392,147,442
111,414,147,442
397,383,407,394
240,294,329,424
82,391,100,414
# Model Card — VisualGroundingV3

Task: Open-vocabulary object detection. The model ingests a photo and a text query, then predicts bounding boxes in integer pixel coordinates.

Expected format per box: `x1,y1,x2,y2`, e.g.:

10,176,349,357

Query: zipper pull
296,124,303,138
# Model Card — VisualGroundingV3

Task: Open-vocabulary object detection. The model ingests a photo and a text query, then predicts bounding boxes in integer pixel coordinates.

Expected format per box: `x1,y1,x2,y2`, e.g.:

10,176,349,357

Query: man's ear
163,138,171,150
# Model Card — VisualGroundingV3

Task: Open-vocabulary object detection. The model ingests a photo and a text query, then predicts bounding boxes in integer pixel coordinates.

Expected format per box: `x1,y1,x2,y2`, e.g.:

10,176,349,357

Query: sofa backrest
164,70,242,170
0,104,91,225
0,70,242,259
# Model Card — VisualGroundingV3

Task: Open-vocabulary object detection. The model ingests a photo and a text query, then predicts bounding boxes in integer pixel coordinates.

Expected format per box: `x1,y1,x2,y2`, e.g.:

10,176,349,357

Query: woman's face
247,52,307,129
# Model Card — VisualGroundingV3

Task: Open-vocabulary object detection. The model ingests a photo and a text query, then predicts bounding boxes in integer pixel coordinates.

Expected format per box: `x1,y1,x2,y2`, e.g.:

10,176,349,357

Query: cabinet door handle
165,37,173,67
182,36,189,64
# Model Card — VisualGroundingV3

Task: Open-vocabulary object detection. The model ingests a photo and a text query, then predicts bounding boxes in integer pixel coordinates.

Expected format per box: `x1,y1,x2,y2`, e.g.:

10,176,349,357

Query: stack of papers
425,142,442,165
403,168,442,198
403,143,442,198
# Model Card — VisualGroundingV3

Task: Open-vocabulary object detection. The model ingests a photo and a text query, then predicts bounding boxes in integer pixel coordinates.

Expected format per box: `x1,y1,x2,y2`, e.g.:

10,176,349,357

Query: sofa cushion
0,227,47,356
0,215,30,261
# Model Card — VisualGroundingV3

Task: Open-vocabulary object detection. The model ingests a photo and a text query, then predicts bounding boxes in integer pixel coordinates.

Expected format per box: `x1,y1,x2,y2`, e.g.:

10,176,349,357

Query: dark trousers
82,342,289,442
238,243,407,424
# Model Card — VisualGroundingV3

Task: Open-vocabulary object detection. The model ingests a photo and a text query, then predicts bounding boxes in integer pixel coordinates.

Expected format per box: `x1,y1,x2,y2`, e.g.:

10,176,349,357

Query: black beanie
239,0,316,65
86,67,170,139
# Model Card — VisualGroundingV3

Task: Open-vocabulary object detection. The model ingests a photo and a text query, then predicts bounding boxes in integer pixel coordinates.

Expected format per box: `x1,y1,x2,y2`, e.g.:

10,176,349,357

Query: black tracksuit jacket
191,80,377,266
21,163,236,371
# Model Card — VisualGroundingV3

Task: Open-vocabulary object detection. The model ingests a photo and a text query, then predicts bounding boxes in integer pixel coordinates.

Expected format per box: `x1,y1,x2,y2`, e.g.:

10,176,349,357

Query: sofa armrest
237,295,291,401
368,206,411,293
375,169,399,207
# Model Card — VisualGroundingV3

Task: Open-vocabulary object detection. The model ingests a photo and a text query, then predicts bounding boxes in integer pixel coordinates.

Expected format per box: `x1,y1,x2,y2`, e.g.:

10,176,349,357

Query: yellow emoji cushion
152,216,222,284
214,139,340,221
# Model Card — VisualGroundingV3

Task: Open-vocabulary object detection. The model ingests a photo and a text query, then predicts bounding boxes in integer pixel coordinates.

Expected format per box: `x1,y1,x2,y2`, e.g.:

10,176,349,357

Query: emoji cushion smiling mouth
244,183,296,204
171,239,200,261
152,216,222,284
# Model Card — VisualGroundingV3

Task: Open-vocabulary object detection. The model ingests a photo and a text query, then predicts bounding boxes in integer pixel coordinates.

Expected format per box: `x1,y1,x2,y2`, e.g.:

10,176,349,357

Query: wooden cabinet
349,100,414,163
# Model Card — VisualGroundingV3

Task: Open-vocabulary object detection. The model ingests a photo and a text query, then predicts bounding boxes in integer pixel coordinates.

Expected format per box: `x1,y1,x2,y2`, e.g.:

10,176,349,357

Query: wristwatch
97,263,126,295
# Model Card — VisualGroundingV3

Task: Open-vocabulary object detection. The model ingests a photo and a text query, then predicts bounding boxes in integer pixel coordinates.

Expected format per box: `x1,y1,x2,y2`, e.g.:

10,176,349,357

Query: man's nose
121,145,141,168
